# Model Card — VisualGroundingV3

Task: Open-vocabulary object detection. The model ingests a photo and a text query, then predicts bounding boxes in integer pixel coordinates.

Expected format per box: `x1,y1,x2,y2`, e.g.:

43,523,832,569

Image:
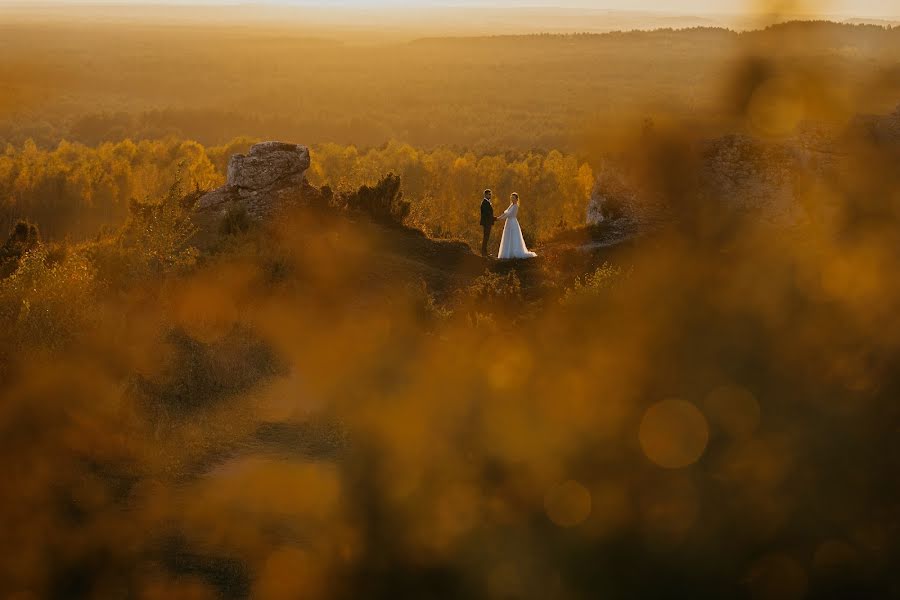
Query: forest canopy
1,21,897,152
0,138,594,248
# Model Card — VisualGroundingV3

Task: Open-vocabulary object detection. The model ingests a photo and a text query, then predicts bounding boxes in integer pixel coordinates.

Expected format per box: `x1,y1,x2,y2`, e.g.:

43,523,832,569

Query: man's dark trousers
481,224,492,257
480,196,495,257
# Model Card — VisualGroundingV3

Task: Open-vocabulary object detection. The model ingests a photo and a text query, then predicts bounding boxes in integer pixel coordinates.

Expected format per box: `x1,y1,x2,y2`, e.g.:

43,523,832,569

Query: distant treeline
1,20,897,151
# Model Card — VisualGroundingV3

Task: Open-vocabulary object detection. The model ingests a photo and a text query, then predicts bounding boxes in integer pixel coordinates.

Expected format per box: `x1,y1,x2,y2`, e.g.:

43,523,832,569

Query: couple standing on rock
199,142,539,261
480,189,538,260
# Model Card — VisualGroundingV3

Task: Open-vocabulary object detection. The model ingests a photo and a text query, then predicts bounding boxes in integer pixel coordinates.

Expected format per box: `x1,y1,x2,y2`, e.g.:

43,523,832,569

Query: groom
480,189,498,257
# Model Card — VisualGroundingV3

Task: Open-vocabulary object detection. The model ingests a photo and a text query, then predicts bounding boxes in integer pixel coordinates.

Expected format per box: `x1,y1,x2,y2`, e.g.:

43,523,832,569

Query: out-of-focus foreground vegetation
1,14,900,600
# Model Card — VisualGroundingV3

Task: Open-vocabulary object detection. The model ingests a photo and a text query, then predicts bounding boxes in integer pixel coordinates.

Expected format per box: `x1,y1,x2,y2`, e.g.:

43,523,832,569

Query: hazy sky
5,0,899,17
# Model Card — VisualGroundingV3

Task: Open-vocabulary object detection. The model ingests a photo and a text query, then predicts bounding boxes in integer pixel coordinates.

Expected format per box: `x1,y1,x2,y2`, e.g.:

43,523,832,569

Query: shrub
408,281,453,329
561,262,627,306
588,167,635,222
131,325,287,417
460,269,524,321
89,176,199,286
343,173,411,225
319,185,335,207
0,244,98,351
0,219,41,278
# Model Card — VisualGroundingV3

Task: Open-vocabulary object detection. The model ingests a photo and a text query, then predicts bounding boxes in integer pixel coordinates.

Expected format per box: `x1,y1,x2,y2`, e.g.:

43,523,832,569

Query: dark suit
480,197,495,256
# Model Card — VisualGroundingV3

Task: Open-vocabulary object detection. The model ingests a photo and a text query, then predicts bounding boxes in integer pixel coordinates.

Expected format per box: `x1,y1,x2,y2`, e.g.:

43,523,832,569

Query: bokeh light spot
639,399,709,468
544,480,592,528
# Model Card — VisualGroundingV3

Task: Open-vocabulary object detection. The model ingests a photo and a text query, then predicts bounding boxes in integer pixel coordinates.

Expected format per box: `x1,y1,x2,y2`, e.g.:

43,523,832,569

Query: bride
496,192,537,259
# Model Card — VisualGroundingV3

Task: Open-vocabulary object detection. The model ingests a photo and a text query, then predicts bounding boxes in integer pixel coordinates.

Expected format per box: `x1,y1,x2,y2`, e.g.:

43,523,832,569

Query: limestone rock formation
227,141,311,194
195,141,312,219
699,130,844,225
586,165,640,225
585,128,843,229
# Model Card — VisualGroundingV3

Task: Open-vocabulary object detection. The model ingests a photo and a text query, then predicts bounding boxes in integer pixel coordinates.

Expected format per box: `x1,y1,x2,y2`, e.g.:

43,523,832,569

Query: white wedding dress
497,203,537,259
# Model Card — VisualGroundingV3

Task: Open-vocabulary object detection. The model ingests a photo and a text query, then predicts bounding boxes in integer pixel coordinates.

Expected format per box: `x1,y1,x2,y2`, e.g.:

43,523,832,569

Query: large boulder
699,132,839,225
586,164,639,224
227,141,311,194
585,130,837,229
195,141,312,219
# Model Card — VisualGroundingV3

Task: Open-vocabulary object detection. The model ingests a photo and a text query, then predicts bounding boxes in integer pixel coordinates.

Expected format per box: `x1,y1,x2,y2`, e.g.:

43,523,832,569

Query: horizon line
0,1,897,18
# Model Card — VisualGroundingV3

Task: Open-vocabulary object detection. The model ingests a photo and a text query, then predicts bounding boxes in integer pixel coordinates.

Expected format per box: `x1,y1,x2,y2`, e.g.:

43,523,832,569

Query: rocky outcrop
586,164,640,225
195,141,312,219
699,130,844,225
226,141,311,194
586,128,842,228
700,134,798,219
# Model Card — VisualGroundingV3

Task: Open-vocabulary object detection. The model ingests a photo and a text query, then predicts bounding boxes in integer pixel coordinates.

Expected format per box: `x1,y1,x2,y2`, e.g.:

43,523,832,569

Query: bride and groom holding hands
479,189,538,260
